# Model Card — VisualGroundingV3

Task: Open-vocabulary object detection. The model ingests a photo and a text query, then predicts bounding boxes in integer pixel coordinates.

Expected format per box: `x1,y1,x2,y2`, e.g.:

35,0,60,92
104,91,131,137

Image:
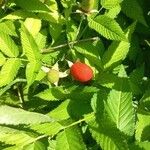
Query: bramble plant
0,0,150,149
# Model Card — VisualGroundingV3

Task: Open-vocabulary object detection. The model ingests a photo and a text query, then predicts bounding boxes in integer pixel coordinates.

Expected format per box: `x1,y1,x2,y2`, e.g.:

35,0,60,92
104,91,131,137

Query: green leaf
74,38,104,69
37,11,63,23
2,10,37,20
121,0,147,26
66,20,78,42
129,65,144,85
56,126,86,150
6,141,47,150
68,85,99,94
88,15,126,41
135,142,150,150
139,89,150,112
23,140,47,150
30,122,63,136
96,71,124,89
0,126,37,147
35,29,47,49
129,65,144,95
0,58,21,87
0,21,17,36
44,0,58,12
3,145,20,150
21,24,41,62
87,118,128,150
0,52,6,66
102,22,136,70
24,18,42,37
14,0,50,12
35,69,46,81
0,32,19,57
49,22,62,44
35,87,68,101
61,0,76,8
48,140,56,150
101,0,121,9
0,105,53,125
91,91,106,115
26,62,42,87
128,35,140,61
106,5,121,19
105,66,135,136
96,70,141,96
47,99,70,120
135,113,150,142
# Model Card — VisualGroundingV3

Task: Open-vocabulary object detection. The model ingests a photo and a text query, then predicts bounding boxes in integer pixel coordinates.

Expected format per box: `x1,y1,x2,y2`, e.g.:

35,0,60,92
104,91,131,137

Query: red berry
70,62,93,82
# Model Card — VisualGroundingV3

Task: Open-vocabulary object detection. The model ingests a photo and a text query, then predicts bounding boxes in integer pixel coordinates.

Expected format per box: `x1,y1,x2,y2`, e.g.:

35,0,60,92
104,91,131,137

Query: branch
41,37,99,54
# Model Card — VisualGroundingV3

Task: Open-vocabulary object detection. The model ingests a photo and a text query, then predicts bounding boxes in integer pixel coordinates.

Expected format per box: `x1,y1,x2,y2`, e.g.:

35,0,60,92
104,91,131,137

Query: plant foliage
0,0,150,149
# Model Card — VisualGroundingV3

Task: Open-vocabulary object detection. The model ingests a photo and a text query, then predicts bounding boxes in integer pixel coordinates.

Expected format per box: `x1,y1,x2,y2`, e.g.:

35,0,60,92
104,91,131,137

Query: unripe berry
81,0,94,13
47,69,59,84
70,62,93,82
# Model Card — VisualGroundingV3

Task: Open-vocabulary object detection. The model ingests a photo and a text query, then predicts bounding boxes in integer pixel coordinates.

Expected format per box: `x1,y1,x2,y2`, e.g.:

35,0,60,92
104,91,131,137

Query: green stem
0,79,27,96
17,84,25,108
75,15,85,41
41,37,99,53
63,113,94,129
77,6,104,40
77,25,88,40
31,113,94,142
68,15,85,52
19,58,29,62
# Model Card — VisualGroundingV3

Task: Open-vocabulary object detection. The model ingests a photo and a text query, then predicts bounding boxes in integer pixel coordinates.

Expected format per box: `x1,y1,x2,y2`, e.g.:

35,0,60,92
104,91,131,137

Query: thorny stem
41,37,99,53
